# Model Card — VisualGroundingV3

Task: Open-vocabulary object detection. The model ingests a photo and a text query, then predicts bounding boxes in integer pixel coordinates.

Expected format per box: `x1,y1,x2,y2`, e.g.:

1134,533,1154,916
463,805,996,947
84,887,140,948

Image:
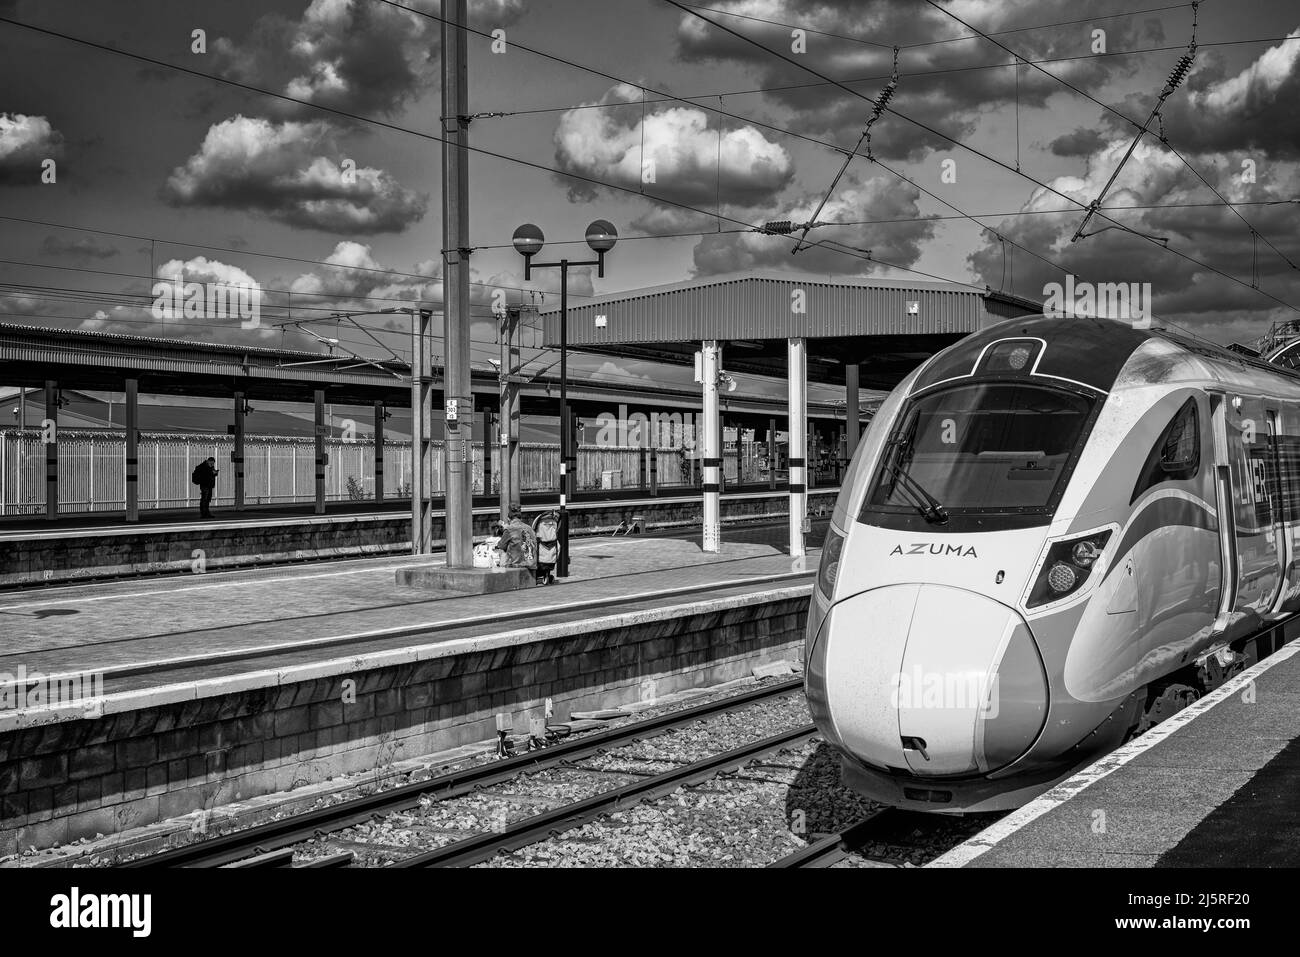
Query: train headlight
817,524,846,597
1047,562,1077,593
1071,540,1101,567
1027,530,1112,608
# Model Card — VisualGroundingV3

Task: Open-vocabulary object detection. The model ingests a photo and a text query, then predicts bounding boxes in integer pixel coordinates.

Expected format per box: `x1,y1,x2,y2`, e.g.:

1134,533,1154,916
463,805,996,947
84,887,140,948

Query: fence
0,431,770,515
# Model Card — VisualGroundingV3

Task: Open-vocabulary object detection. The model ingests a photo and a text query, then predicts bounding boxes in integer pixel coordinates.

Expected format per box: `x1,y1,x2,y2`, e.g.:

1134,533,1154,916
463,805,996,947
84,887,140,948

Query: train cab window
861,382,1097,530
1130,398,1200,503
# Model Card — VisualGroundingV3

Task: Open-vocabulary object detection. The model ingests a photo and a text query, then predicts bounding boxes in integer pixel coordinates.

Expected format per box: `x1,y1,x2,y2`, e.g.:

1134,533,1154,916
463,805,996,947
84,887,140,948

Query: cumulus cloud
285,244,592,329
966,137,1300,338
288,240,438,302
285,245,526,352
156,256,261,289
1048,128,1107,157
592,360,657,386
213,0,525,118
164,116,427,232
689,171,935,276
1133,27,1300,158
148,257,265,326
0,113,63,184
80,309,112,332
672,0,1164,159
553,83,793,207
0,287,46,318
0,289,159,337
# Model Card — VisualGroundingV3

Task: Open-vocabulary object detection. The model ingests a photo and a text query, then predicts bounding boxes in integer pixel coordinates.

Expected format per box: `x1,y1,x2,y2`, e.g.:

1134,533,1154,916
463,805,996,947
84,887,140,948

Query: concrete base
395,563,533,594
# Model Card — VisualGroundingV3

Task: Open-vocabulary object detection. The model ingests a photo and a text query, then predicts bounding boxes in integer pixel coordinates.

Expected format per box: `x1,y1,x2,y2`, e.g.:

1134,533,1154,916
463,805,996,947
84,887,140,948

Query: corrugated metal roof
0,321,857,417
0,320,369,362
0,321,407,390
540,272,1027,346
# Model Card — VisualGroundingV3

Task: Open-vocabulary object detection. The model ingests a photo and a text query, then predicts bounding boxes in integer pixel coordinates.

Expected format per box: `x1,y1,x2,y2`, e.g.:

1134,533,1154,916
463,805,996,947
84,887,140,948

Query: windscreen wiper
885,459,949,525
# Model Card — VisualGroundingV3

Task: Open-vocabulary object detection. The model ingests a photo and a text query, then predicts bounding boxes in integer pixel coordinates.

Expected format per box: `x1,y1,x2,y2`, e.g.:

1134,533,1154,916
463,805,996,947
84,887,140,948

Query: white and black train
805,313,1300,812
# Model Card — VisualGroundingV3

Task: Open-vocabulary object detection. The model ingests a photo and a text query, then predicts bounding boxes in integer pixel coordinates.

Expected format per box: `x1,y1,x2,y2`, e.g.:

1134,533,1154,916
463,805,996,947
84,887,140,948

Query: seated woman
494,503,537,574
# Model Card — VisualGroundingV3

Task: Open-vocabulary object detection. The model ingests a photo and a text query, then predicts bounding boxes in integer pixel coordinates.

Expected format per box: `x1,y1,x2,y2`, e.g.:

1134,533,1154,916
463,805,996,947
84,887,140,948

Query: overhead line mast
1071,3,1200,243
791,47,899,254
434,0,473,564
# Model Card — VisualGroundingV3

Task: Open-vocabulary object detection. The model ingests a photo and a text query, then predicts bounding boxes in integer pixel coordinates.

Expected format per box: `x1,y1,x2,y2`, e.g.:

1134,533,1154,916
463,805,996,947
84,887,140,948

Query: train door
1264,408,1292,616
1271,404,1300,615
1209,393,1237,634
1226,394,1283,622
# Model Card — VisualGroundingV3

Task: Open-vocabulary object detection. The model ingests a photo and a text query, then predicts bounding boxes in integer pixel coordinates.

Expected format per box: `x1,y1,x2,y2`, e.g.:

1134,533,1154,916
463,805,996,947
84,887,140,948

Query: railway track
768,811,896,868
126,671,987,870
394,725,819,868
125,676,808,868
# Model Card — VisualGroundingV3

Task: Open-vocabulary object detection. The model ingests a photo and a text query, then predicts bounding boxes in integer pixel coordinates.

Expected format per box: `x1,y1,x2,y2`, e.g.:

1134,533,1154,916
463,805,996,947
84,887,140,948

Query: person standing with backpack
191,456,219,519
493,503,537,578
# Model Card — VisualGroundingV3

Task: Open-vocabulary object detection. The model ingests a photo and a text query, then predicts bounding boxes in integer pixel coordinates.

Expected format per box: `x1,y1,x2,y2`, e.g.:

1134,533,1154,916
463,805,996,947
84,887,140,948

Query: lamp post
512,220,618,578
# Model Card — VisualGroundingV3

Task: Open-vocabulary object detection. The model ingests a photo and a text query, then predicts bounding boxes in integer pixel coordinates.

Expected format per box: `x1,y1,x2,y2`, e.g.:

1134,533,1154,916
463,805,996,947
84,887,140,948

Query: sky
1,0,1299,398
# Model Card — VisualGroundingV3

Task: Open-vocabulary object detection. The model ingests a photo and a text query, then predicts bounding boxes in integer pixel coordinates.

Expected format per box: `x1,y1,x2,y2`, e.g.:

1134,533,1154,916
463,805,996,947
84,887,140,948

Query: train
805,312,1300,812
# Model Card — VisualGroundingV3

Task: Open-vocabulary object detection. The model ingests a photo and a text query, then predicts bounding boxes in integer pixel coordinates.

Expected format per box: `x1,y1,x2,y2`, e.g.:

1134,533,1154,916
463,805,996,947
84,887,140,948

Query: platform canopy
540,271,1040,389
0,320,848,422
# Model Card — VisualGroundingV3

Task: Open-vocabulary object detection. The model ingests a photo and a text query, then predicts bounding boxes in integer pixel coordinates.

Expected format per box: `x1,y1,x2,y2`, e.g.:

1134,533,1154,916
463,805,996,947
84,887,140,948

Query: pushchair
533,510,560,585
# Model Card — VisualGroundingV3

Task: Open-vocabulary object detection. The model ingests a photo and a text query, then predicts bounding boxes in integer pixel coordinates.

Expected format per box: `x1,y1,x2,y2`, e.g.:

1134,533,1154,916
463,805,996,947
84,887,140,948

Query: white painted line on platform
927,636,1300,868
19,569,815,685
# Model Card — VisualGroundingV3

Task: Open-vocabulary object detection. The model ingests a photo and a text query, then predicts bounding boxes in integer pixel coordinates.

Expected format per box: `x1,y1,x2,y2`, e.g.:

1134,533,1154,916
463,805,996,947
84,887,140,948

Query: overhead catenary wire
662,2,1108,294
0,12,893,283
4,4,1291,281
2,3,1294,333
661,0,1300,317
473,34,1300,120
0,213,596,301
367,0,1299,293
673,1,1202,52
921,0,1296,276
369,0,1292,299
791,46,899,254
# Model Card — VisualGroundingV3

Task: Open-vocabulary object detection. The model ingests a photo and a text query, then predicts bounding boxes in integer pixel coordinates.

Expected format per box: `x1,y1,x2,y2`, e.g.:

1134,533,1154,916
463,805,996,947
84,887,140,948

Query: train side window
1130,398,1200,503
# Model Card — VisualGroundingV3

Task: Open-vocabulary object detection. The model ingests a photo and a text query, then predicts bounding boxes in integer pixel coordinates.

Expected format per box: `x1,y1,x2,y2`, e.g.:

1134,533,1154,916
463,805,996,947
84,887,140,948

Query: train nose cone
812,584,1047,776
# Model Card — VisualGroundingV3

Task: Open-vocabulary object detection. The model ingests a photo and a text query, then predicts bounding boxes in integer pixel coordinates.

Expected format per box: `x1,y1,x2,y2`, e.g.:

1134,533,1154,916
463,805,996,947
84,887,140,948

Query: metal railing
0,431,772,515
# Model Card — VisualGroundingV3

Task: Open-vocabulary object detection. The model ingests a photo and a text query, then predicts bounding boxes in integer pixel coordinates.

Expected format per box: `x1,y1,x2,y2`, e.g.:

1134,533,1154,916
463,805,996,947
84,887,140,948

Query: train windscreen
861,382,1097,530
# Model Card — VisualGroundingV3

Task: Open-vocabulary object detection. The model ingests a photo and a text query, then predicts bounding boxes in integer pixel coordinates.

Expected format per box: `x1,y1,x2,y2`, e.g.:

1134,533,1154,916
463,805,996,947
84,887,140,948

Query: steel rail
394,724,819,868
768,810,895,868
124,676,805,868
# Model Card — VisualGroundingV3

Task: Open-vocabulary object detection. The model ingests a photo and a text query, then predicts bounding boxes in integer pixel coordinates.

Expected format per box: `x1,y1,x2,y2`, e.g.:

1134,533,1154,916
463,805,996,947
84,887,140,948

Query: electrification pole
441,0,473,567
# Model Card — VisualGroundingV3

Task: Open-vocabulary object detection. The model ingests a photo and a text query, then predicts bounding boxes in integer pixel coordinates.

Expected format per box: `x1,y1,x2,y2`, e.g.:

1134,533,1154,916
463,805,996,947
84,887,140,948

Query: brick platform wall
0,491,836,587
0,593,811,853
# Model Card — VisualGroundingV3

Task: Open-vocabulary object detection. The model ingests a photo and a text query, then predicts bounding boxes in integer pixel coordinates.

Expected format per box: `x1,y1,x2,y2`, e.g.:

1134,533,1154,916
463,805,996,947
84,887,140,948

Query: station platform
0,487,837,588
0,520,823,853
932,634,1300,868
